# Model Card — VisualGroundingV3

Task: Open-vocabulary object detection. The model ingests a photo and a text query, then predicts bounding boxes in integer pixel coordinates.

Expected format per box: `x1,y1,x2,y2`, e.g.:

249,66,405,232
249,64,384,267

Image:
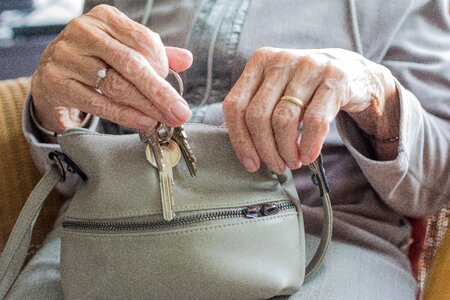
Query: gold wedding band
280,96,306,109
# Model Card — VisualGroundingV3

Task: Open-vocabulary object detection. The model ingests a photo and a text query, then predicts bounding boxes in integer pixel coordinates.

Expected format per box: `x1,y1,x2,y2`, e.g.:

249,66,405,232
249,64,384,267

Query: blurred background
0,0,84,80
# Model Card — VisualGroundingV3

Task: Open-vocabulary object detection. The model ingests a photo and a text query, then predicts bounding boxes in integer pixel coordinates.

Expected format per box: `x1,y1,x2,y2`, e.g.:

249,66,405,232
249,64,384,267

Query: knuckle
90,35,109,53
265,60,286,76
152,82,173,103
272,105,296,130
322,63,336,76
245,105,269,130
223,96,242,116
65,17,83,34
66,17,83,29
273,50,293,63
252,47,275,63
64,17,92,40
115,107,131,125
133,26,154,43
101,72,133,100
90,4,113,15
50,41,70,62
148,30,161,42
304,112,330,134
323,62,344,78
116,51,149,77
258,83,278,97
298,54,317,68
40,64,59,85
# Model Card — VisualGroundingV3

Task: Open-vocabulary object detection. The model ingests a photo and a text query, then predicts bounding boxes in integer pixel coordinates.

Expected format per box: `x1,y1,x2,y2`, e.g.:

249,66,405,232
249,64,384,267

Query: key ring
156,69,184,143
156,124,175,144
138,69,184,143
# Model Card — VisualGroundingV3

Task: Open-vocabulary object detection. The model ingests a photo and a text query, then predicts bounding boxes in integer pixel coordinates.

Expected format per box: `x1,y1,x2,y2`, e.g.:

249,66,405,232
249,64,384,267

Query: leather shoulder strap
305,155,333,278
0,165,61,298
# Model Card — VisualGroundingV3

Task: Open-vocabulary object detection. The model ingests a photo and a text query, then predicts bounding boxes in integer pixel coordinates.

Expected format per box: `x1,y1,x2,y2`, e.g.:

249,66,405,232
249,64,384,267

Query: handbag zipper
62,201,296,232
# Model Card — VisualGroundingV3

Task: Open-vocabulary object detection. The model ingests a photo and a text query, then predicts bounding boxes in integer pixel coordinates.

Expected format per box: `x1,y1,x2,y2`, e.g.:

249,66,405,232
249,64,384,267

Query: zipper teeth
63,201,295,232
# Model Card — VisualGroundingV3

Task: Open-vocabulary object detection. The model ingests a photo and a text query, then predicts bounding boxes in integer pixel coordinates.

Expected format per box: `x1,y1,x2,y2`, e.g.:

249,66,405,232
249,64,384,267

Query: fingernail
181,98,189,107
300,148,312,163
242,156,257,172
137,116,156,128
276,164,286,174
170,101,192,123
288,161,302,170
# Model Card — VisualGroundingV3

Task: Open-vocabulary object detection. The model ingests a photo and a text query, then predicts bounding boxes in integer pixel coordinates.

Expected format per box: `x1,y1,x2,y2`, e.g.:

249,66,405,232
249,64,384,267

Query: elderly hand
31,4,193,133
223,47,399,173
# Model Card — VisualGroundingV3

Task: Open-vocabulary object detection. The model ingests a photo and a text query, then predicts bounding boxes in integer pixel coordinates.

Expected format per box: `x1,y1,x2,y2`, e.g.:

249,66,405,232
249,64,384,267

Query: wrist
31,78,65,134
30,92,91,140
349,64,400,140
349,64,400,161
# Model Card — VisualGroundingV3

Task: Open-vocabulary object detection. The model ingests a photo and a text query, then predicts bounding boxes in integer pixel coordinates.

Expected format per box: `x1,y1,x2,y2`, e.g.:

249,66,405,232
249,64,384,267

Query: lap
6,229,63,300
6,231,416,300
276,235,417,300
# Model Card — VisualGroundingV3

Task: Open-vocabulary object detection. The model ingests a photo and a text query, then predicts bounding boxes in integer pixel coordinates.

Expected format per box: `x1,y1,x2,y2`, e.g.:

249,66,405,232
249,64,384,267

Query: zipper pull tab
243,206,259,219
243,203,282,218
260,203,280,216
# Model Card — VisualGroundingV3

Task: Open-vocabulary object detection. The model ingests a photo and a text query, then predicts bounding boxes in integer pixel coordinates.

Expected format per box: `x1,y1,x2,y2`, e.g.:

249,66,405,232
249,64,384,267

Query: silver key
146,140,181,221
173,126,197,177
140,129,165,171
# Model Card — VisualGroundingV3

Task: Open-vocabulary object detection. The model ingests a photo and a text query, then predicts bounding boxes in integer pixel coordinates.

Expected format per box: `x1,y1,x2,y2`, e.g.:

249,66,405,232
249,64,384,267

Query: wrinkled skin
32,5,399,172
223,47,399,173
32,4,193,132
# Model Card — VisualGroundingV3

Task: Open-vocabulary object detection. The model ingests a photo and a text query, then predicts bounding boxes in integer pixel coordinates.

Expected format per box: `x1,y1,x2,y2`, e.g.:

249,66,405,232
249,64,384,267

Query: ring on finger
95,67,109,94
280,95,306,110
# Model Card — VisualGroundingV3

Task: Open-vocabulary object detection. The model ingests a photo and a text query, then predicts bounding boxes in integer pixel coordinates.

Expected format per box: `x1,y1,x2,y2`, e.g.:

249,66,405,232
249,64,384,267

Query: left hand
223,47,398,173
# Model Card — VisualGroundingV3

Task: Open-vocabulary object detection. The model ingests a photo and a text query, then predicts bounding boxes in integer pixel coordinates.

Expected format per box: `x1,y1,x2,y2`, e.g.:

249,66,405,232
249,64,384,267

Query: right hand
31,4,193,133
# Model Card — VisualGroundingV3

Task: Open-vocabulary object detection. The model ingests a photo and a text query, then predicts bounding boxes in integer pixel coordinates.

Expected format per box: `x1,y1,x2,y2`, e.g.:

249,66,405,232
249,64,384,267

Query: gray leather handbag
0,124,332,299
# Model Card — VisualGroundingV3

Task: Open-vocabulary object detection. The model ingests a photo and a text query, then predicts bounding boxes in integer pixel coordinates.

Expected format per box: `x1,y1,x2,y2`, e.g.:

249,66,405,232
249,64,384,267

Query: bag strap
305,154,333,279
0,164,61,298
0,154,332,296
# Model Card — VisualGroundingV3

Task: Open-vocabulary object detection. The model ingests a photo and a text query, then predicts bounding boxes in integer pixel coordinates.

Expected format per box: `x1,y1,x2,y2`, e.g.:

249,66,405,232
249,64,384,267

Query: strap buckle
48,151,87,182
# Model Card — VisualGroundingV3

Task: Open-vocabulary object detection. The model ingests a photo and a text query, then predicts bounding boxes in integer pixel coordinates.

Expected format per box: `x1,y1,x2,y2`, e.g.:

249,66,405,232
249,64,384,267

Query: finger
67,26,191,126
58,78,158,130
223,49,276,172
299,80,343,164
97,68,182,127
88,9,193,77
272,57,323,169
166,47,193,73
50,42,188,127
49,40,107,86
246,70,290,174
54,106,83,129
272,101,302,170
85,5,169,77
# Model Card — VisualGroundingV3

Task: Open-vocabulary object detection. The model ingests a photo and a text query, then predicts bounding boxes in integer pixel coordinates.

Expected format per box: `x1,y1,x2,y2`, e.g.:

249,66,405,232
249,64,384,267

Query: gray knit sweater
23,0,450,272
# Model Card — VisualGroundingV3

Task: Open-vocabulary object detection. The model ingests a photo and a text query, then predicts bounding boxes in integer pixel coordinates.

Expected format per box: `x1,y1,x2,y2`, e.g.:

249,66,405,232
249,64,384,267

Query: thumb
166,47,193,73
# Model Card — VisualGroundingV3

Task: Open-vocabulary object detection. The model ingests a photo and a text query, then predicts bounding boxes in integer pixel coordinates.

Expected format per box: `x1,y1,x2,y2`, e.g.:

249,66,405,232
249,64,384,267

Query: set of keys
139,69,197,221
139,125,197,221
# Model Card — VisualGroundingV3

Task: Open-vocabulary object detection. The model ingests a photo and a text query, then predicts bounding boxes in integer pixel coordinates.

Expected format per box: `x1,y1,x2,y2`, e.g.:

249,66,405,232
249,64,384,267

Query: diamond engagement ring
95,67,108,93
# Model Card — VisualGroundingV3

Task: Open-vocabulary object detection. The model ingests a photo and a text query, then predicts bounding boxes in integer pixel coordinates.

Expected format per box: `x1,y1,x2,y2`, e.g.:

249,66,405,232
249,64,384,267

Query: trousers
6,230,417,300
